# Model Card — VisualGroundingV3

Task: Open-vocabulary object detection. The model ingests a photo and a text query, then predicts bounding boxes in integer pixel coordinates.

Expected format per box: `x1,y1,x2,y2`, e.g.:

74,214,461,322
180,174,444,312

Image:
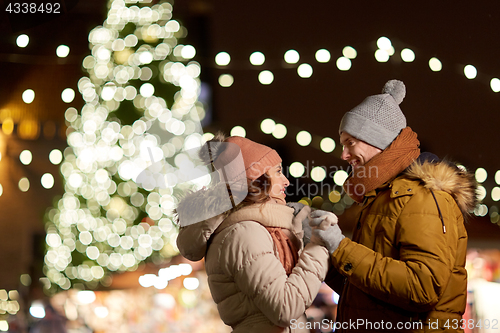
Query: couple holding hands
176,80,477,332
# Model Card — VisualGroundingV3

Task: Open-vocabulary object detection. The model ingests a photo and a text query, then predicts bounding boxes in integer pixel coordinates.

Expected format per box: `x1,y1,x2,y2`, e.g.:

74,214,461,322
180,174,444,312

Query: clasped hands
309,210,345,254
287,203,345,254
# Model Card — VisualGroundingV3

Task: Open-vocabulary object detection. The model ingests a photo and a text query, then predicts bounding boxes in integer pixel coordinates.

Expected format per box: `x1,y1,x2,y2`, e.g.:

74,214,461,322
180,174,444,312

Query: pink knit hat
213,136,281,181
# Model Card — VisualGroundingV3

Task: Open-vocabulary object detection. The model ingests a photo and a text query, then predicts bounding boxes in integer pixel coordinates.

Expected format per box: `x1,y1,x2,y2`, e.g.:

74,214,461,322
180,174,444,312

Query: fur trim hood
176,183,234,228
404,160,478,216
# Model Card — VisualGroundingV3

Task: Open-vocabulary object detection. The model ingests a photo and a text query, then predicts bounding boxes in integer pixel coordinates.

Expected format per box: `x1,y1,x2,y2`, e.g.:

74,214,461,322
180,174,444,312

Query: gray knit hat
339,80,407,150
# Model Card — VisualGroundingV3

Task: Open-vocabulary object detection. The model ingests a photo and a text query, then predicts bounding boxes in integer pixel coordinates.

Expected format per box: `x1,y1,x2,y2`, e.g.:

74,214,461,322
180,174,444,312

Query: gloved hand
310,224,345,254
309,210,338,230
287,202,305,216
286,202,312,246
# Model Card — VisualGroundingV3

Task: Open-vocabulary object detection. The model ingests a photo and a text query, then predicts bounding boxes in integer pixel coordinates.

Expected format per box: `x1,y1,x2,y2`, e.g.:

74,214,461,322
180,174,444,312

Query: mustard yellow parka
327,161,477,332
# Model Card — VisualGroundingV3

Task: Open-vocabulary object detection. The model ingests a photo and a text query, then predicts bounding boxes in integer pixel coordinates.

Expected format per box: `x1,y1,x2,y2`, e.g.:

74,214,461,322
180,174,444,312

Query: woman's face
268,163,290,204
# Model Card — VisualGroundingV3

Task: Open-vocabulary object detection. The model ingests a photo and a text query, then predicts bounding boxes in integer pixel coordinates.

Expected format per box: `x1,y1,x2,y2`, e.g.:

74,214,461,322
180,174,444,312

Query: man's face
340,132,382,169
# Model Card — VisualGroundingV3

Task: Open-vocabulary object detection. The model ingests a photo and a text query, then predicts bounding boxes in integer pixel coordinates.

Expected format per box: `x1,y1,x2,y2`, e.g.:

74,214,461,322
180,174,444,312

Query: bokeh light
311,167,326,182
140,83,155,97
249,52,265,65
272,124,287,139
258,70,274,85
329,190,341,203
475,168,487,183
490,78,500,93
230,126,246,137
218,74,234,87
464,65,477,79
61,88,75,103
333,170,349,186
342,46,357,59
22,89,35,104
16,34,29,48
315,49,331,63
181,45,196,59
260,118,276,134
41,173,55,189
320,137,335,153
183,277,200,290
215,52,230,66
429,57,442,71
336,57,351,71
296,131,312,146
297,64,313,78
400,48,415,62
19,150,32,165
284,49,300,64
29,301,45,319
56,45,70,58
492,187,500,201
289,162,305,178
475,204,488,217
374,49,390,62
377,36,392,50
49,149,63,165
18,178,30,192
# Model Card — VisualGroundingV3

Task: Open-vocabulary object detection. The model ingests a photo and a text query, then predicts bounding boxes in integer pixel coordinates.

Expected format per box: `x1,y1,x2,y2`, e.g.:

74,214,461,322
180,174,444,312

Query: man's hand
310,224,345,254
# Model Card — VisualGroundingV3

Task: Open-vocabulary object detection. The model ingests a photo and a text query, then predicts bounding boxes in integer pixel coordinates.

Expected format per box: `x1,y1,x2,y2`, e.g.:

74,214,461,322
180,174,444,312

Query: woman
176,133,330,333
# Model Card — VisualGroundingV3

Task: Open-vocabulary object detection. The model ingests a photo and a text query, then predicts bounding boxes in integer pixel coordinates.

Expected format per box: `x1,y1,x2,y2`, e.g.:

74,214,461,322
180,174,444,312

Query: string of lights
210,119,500,225
212,36,500,92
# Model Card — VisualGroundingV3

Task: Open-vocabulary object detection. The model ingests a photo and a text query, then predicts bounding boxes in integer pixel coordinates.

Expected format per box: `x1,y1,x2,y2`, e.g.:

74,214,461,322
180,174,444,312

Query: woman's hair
201,132,272,216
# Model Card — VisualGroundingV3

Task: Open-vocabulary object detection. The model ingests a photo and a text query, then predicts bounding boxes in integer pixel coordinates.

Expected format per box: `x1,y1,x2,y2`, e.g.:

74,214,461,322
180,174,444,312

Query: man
309,80,477,332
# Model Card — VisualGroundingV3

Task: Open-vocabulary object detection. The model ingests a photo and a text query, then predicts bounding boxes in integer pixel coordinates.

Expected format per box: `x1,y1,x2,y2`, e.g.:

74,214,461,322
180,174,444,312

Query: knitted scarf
265,227,299,275
219,203,300,276
343,127,420,203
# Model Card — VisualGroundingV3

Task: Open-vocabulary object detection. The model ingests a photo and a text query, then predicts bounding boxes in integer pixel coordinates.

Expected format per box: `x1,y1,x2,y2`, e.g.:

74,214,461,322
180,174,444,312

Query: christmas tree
43,0,209,292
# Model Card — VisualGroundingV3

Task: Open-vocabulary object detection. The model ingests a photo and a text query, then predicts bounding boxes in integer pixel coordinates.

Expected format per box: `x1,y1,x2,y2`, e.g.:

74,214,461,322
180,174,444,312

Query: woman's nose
284,176,290,187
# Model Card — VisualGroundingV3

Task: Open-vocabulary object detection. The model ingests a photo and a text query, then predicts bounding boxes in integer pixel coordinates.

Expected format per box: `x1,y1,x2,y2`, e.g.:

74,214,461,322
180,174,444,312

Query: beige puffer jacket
176,195,329,333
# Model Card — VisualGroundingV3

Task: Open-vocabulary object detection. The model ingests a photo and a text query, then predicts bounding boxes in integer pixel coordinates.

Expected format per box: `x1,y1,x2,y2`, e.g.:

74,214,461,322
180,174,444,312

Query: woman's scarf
343,127,420,203
220,202,300,276
265,227,299,275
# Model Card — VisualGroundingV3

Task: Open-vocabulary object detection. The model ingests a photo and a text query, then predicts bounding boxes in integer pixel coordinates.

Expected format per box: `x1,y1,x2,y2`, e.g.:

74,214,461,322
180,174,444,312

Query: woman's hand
286,202,312,245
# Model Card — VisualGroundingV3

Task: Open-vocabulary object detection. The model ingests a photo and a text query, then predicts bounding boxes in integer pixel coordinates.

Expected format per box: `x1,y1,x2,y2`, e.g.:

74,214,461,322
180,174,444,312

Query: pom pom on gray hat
382,79,406,104
339,79,407,150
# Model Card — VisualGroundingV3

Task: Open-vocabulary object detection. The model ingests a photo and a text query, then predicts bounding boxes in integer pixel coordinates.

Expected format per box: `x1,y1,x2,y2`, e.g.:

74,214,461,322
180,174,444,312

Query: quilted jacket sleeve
331,189,461,313
221,221,329,327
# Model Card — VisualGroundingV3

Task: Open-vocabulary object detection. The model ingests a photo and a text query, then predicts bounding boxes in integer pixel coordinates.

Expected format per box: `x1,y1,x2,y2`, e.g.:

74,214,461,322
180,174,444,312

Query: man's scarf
343,127,420,203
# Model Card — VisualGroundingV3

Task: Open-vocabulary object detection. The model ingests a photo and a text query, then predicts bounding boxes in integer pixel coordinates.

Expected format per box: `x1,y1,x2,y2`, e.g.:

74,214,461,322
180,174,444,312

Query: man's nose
341,148,350,161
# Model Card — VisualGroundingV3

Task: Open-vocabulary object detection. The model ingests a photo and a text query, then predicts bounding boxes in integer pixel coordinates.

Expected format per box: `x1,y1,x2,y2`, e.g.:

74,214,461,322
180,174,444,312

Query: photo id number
5,3,61,14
